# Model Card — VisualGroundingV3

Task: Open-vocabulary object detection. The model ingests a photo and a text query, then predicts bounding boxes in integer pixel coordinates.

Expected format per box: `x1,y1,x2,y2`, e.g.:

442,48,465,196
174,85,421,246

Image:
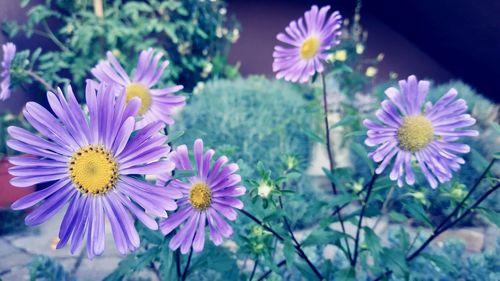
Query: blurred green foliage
28,256,75,281
174,76,314,179
2,0,239,99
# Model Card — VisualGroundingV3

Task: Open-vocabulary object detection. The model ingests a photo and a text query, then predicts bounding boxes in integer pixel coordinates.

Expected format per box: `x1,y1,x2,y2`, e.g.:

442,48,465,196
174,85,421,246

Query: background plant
2,0,240,99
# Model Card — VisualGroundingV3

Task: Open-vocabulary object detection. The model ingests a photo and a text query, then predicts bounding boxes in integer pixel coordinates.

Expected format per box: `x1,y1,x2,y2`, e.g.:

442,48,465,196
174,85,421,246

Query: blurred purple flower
273,5,342,83
92,48,185,128
159,139,246,254
1,42,16,100
7,82,181,258
364,75,478,188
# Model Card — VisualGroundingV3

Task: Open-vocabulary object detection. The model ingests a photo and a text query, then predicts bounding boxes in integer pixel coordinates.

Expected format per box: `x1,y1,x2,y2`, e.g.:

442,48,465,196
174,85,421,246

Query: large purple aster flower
158,139,246,254
91,49,185,128
273,5,342,83
7,82,182,258
364,75,478,188
1,42,16,100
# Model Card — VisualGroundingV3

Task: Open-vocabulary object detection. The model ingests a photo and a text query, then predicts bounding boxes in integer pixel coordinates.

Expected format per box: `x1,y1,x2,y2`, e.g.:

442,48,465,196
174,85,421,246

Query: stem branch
321,72,353,263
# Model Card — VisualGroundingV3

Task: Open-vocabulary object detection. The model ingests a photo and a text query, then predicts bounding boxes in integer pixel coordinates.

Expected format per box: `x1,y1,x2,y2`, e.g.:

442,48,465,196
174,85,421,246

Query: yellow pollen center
189,182,212,211
300,36,321,59
126,83,151,115
397,115,434,152
69,146,118,194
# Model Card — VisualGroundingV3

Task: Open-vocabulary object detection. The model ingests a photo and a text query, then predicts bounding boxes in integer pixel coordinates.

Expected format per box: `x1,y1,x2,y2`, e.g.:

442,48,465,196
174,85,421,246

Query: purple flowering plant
0,1,499,281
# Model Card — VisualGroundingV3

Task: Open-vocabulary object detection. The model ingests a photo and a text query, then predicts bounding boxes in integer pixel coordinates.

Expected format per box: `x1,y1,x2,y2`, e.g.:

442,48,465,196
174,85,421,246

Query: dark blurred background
227,0,499,102
1,0,499,105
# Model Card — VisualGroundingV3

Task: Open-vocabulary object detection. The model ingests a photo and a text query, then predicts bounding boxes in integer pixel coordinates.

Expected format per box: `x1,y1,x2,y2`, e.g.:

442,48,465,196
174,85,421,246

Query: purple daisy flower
91,48,185,128
7,82,182,258
273,5,342,83
1,42,16,101
158,139,246,254
364,75,478,188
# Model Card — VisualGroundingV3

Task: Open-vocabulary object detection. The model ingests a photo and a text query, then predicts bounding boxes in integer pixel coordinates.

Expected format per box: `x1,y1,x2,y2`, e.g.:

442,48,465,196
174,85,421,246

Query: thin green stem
277,183,324,280
435,158,496,232
239,209,323,280
256,259,286,281
374,181,500,281
321,72,353,263
181,248,193,281
352,173,378,266
249,258,258,281
25,70,56,93
42,20,69,52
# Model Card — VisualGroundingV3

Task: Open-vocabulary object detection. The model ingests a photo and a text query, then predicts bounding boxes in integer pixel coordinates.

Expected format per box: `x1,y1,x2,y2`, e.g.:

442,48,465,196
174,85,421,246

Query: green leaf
302,128,325,143
420,253,457,273
363,226,382,256
493,152,500,160
334,267,356,281
351,143,374,173
380,248,408,277
331,115,357,129
388,211,408,223
283,239,295,267
404,200,432,228
21,0,30,8
166,130,184,143
329,193,355,209
477,208,500,227
490,121,500,135
301,228,345,247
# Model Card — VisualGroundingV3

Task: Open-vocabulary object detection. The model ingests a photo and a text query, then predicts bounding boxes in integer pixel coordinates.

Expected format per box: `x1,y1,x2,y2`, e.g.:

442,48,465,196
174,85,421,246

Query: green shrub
2,0,239,98
174,76,314,179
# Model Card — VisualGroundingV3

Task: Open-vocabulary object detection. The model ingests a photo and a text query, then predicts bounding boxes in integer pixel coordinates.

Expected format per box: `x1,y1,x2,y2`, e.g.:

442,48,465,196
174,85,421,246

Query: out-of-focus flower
356,43,365,54
376,53,385,62
365,66,378,77
1,42,16,101
364,75,478,188
335,49,347,61
257,182,272,198
273,5,342,83
8,82,180,258
92,48,185,128
159,139,246,254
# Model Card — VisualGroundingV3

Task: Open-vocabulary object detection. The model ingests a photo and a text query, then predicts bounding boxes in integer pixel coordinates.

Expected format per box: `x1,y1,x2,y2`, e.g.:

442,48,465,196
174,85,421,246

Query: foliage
174,76,314,179
28,256,75,281
0,209,27,235
2,0,239,99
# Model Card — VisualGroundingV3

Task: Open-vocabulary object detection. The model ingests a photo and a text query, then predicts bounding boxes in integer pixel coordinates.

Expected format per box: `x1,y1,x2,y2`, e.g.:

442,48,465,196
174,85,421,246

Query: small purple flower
1,42,16,101
273,5,342,83
7,82,182,258
159,139,246,254
364,75,478,188
91,49,185,128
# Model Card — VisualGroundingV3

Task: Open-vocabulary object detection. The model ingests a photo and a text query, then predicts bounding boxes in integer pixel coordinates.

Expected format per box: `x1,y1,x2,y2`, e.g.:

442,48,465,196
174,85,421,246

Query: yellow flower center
189,182,212,211
397,115,434,152
126,83,152,115
69,146,119,194
300,36,321,60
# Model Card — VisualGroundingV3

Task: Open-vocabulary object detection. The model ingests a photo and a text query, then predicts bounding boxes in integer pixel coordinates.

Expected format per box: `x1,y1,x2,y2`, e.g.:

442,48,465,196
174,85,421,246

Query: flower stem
320,72,353,263
239,209,323,280
175,249,181,278
352,173,378,266
435,158,496,232
42,20,69,52
181,248,193,281
25,70,56,93
249,258,258,281
256,259,286,281
277,183,324,280
374,181,500,281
